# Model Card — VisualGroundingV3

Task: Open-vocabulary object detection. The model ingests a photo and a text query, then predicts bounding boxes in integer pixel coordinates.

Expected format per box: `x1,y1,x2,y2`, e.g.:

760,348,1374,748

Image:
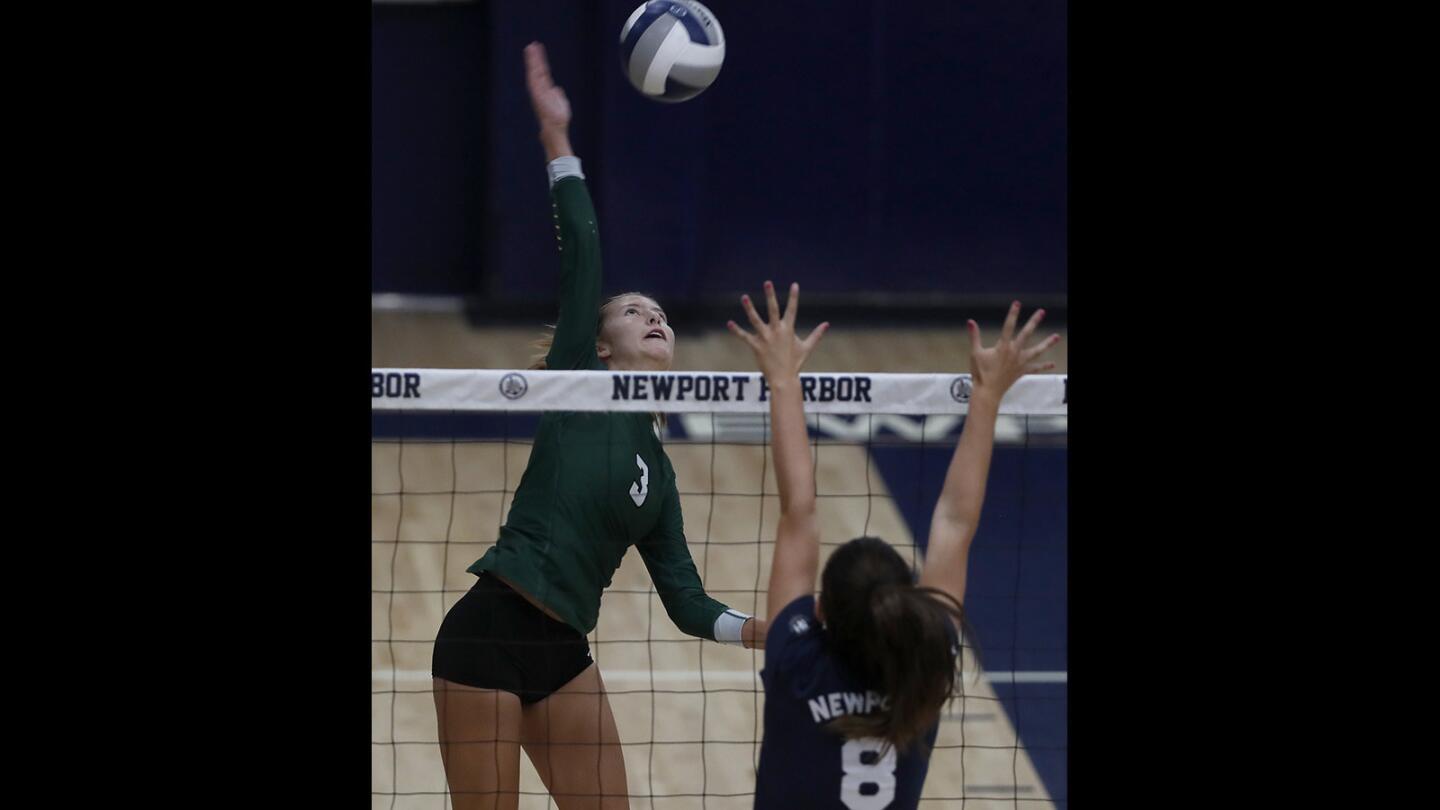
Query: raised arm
525,42,603,370
525,42,573,162
728,281,831,623
918,302,1061,606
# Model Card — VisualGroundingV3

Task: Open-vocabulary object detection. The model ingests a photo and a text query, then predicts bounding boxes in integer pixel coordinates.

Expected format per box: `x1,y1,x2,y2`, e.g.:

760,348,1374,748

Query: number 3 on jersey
629,454,649,507
841,738,897,810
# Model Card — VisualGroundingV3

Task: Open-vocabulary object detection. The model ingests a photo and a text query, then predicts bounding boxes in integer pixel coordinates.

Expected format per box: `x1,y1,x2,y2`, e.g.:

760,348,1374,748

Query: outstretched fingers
763,280,781,324
1000,300,1021,342
740,293,766,333
1015,307,1045,345
1023,333,1062,363
967,319,983,352
727,319,761,352
782,282,800,326
800,321,830,353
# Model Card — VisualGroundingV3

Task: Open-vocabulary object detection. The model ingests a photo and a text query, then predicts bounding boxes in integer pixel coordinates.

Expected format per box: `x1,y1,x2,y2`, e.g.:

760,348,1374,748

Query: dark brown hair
819,536,973,754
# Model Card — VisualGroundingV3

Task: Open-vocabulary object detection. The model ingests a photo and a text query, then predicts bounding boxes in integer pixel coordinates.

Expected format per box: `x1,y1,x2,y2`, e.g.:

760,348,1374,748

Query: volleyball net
372,368,1068,809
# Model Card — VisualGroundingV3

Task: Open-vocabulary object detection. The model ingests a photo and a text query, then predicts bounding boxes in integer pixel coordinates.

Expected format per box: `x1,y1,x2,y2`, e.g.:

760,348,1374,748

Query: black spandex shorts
431,572,594,704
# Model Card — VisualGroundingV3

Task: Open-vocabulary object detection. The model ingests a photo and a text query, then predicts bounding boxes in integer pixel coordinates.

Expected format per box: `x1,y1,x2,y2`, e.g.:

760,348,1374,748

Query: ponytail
529,325,558,370
826,584,967,753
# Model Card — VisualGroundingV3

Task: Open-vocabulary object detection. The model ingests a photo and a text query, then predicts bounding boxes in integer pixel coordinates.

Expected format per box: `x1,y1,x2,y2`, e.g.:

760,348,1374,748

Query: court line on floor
375,669,1067,684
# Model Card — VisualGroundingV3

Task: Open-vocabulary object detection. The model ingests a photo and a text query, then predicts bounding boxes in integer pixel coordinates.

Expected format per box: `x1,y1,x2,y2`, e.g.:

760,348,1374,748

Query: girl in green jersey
431,43,763,810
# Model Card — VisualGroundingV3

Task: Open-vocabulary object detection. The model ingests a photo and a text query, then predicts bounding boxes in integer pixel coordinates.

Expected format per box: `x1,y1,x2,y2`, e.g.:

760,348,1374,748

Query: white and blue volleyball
620,1,725,102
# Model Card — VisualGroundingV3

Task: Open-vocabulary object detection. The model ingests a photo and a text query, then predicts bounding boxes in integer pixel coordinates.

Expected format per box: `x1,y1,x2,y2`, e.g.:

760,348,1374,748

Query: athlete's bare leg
520,663,630,810
434,677,524,810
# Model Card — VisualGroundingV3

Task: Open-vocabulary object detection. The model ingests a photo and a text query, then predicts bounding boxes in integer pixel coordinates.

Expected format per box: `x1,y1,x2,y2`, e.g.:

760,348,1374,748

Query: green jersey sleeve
545,176,604,371
635,480,730,640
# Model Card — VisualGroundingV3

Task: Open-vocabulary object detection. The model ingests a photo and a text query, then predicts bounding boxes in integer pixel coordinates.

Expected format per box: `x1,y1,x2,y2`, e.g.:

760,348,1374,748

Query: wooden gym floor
373,309,1068,809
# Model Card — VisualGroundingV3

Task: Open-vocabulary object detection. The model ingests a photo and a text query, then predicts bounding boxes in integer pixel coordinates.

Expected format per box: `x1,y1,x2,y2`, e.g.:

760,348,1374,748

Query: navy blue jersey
755,595,940,809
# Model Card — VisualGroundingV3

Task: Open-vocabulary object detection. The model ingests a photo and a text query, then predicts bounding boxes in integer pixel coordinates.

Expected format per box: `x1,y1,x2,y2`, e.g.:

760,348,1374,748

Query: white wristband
713,609,752,647
547,156,584,188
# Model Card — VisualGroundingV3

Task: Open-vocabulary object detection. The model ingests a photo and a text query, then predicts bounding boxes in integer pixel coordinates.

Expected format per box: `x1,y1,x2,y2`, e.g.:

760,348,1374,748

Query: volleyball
620,1,725,102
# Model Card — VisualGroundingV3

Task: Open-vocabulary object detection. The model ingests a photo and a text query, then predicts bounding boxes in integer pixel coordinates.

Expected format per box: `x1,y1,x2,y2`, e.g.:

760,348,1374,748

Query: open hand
727,281,829,381
524,42,571,133
967,301,1061,398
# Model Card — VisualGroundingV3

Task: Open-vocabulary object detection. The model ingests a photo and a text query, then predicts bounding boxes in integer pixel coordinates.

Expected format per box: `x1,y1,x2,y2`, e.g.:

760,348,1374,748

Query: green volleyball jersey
468,175,729,640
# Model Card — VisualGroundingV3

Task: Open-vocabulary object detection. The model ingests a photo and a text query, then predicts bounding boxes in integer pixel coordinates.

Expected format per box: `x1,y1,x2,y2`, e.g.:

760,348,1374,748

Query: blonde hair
528,326,559,370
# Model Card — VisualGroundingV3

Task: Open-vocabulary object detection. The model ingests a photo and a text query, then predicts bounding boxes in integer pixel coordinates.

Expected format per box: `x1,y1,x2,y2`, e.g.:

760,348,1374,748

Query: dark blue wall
373,0,1067,307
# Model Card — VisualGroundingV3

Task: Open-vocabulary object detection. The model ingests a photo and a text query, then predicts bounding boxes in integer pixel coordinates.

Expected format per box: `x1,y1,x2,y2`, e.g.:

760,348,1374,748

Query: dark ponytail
822,538,973,753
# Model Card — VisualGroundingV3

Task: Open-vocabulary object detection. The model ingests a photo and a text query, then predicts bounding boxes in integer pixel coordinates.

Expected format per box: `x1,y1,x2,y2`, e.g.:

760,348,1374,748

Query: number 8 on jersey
841,737,898,810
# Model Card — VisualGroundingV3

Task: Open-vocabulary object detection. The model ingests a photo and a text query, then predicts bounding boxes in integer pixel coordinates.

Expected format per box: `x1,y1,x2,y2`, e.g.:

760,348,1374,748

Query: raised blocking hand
727,281,830,383
967,301,1061,399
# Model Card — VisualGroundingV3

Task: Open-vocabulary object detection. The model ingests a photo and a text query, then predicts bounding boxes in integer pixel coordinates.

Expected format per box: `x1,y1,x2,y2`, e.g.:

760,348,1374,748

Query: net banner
371,369,1068,416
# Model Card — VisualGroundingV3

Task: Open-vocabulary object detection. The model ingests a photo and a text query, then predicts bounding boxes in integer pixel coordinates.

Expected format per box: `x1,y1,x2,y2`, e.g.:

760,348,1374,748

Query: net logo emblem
372,372,421,399
950,376,972,403
499,373,529,400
